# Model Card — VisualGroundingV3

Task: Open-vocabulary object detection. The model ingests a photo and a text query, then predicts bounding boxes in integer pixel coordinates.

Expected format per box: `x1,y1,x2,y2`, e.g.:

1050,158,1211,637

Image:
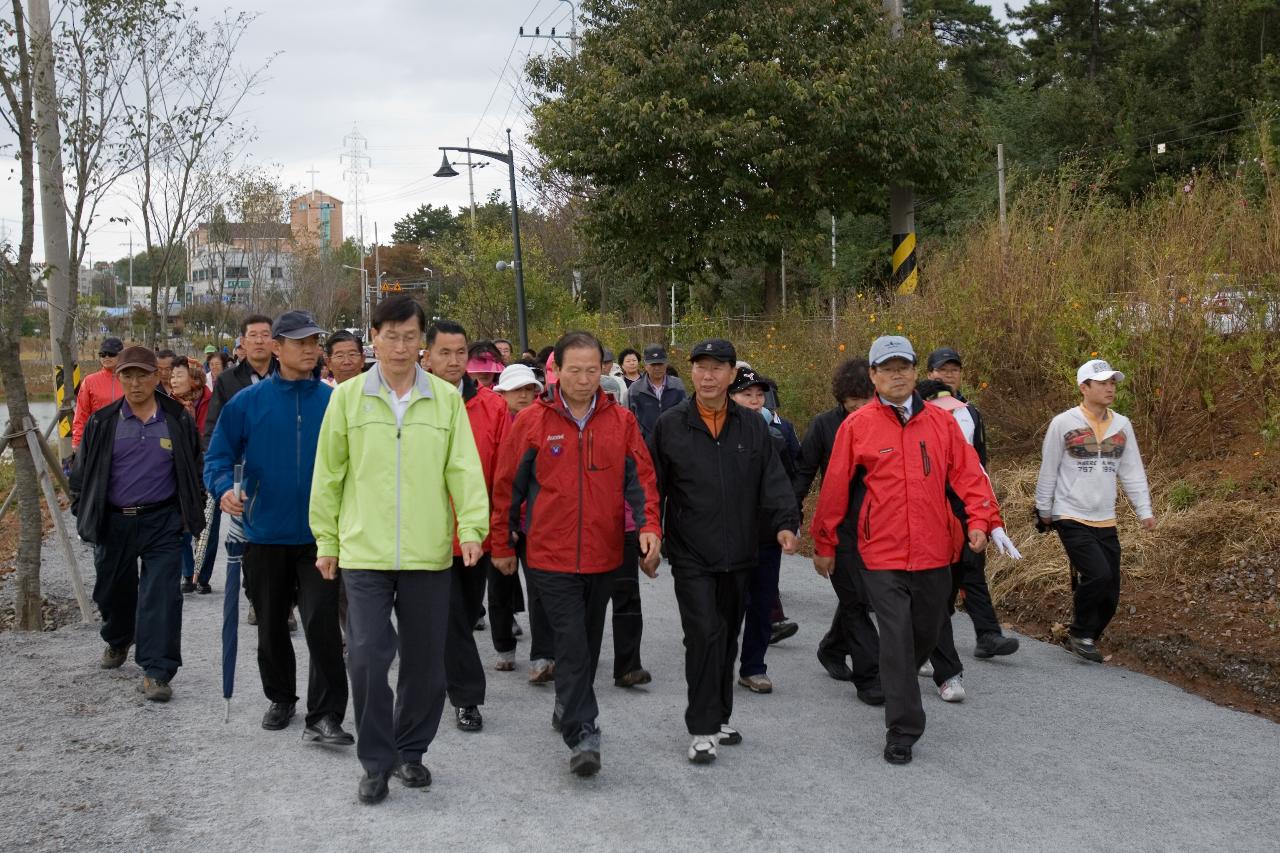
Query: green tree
391,203,459,244
528,0,980,318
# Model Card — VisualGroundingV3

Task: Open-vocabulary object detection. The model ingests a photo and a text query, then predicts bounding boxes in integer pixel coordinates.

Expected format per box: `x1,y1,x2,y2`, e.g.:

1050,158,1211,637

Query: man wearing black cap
72,336,125,450
648,339,800,764
70,346,206,702
628,343,685,438
204,311,351,744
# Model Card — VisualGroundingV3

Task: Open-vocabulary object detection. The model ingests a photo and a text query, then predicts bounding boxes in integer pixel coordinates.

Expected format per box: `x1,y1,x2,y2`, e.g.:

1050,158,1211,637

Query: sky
1,0,1027,265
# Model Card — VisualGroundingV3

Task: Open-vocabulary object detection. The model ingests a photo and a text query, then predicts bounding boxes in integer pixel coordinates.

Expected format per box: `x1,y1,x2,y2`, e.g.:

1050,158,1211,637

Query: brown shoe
614,668,652,688
737,674,773,694
100,646,128,670
138,677,172,702
528,659,555,684
494,651,516,672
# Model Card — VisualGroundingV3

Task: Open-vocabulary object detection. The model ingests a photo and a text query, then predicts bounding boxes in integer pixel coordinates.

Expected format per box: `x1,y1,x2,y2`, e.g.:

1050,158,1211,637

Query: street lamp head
496,260,515,272
434,153,459,179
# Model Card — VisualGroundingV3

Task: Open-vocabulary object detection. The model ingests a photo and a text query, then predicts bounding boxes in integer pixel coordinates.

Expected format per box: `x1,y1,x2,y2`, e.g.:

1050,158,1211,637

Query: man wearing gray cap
628,343,685,438
204,311,351,744
810,335,1001,765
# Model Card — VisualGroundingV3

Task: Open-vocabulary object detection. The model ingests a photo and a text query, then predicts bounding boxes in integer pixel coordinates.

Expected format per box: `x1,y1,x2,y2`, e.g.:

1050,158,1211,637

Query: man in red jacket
811,336,1001,766
424,320,511,734
72,337,125,450
491,331,661,778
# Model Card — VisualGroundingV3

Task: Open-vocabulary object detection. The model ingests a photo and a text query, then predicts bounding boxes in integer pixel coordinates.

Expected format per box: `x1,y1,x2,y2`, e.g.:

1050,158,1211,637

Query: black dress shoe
180,580,196,594
393,761,432,788
975,633,1020,659
512,618,523,637
455,705,483,732
197,583,213,595
357,770,390,804
769,619,799,645
614,668,652,688
817,648,853,681
570,747,601,777
856,684,886,706
883,743,912,765
304,715,354,745
262,701,296,731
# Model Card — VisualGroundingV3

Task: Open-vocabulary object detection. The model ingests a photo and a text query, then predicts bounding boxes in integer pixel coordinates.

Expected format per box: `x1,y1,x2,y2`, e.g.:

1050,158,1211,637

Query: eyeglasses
378,333,420,349
874,362,916,376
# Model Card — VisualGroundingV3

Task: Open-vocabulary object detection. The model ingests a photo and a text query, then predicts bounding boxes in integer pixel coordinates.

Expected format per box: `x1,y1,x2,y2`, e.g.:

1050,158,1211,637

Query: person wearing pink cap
466,341,505,389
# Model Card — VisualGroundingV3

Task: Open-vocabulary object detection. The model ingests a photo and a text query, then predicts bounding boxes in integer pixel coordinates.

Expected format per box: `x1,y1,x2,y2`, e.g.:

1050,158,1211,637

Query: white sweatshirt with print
1035,406,1154,522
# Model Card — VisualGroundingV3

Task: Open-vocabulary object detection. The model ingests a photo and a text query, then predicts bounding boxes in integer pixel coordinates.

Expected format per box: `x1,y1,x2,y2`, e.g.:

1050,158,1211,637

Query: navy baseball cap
869,335,917,366
927,347,962,371
272,310,324,340
643,344,668,364
689,339,737,364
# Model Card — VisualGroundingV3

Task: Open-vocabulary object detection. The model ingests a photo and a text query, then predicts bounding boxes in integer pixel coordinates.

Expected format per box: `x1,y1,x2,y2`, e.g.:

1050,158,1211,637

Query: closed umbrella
220,464,243,723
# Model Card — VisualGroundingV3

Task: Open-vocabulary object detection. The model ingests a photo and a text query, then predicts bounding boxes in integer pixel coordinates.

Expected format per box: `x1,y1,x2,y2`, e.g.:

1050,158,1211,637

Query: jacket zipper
576,428,584,573
395,423,402,571
919,440,931,476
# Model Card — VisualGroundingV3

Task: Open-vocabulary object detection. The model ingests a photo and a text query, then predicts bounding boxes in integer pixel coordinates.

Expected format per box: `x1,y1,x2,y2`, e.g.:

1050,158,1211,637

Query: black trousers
1056,520,1123,640
446,555,489,708
93,507,184,681
817,542,882,690
486,561,526,654
241,542,346,726
344,568,450,775
518,538,555,663
673,564,751,736
526,567,614,748
611,531,645,679
861,566,951,747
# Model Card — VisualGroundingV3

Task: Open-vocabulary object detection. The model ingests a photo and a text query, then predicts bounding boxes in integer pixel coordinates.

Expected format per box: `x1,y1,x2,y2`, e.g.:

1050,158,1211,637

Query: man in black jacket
648,339,799,765
70,347,205,702
793,358,883,704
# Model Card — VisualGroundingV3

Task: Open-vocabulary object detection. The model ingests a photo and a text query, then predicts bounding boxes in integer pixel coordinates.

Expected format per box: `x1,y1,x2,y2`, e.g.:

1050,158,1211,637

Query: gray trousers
344,568,451,775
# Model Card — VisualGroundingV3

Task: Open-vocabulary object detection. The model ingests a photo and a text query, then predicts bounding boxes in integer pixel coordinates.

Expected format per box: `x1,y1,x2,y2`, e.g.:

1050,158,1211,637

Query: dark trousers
673,564,751,736
861,566,951,747
739,544,782,678
1056,520,1123,640
93,507,184,681
486,561,526,654
446,555,489,708
818,543,882,690
241,542,346,726
526,567,614,748
611,531,645,678
344,568,451,775
929,547,1002,684
519,539,555,663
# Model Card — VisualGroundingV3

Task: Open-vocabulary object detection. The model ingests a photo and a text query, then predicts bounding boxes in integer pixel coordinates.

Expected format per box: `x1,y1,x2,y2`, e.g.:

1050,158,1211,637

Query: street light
434,129,529,352
342,264,369,332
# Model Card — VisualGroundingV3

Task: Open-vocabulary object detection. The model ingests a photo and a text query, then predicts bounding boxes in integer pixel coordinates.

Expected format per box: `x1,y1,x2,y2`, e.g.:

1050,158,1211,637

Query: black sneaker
287,610,298,632
614,668,652,688
262,701,296,730
303,715,354,745
974,633,1019,659
883,743,912,765
817,647,853,681
393,761,432,788
455,705,483,732
570,735,601,777
197,583,213,595
357,770,390,805
769,619,799,645
180,580,196,594
856,684,886,706
1066,633,1104,663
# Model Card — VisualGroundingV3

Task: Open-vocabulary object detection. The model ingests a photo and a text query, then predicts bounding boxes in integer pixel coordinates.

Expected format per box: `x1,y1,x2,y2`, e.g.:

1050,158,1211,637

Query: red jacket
454,381,510,555
491,388,660,573
810,394,1000,570
72,368,122,448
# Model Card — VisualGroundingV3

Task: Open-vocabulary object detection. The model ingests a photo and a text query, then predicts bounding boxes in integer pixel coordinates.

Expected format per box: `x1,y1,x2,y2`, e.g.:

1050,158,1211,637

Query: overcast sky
2,0,1026,264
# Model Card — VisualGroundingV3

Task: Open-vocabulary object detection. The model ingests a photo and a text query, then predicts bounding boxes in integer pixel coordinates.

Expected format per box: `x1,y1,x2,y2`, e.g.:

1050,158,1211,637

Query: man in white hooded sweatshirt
1036,359,1156,662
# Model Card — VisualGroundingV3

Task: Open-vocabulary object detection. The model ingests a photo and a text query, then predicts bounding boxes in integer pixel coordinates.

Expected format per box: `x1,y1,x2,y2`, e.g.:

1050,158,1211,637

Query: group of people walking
68,298,1155,801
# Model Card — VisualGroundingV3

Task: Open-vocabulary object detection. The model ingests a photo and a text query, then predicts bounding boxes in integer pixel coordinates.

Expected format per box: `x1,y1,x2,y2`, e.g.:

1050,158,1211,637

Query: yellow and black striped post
54,363,80,440
892,230,918,295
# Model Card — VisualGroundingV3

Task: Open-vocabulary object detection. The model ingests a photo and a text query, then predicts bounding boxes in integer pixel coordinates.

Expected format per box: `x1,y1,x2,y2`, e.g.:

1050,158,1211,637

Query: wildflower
1090,351,1098,357
980,381,989,390
837,343,846,353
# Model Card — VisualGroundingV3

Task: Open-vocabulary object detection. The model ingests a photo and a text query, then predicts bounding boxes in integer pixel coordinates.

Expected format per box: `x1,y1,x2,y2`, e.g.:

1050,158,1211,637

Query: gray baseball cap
869,335,917,366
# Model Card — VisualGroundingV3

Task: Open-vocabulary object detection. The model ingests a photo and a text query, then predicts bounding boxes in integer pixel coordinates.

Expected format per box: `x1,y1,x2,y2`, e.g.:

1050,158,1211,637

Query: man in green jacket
310,296,489,806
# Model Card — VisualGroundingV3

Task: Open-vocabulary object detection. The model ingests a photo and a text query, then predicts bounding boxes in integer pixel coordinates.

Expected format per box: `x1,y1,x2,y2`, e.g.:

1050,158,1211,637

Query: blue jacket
628,375,685,438
204,374,332,545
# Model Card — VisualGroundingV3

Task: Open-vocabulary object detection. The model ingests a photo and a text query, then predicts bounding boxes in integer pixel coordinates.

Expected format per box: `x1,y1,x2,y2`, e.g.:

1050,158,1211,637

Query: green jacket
310,365,489,570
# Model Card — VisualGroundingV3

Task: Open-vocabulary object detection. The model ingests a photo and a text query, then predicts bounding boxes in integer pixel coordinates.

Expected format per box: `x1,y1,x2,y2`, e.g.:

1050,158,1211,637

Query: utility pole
831,214,837,337
884,0,918,295
780,248,787,312
997,143,1008,248
373,222,381,324
30,0,77,462
465,137,477,230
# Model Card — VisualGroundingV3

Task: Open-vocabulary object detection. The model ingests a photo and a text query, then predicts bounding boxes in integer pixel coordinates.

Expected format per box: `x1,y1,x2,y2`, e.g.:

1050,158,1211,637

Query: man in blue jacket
627,343,685,438
205,311,351,745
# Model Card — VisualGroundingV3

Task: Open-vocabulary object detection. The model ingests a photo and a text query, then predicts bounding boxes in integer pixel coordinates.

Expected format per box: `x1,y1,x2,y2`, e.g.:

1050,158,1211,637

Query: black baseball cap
601,348,615,362
99,337,124,356
927,347,963,371
689,338,737,364
729,366,770,394
643,344,668,364
272,310,324,340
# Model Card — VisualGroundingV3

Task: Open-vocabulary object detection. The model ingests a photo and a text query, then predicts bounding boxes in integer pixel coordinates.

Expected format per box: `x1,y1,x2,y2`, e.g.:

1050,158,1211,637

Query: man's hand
967,528,989,553
639,532,661,578
220,488,244,517
777,530,799,554
492,555,518,575
460,541,483,567
812,554,834,578
315,556,338,580
1141,516,1157,531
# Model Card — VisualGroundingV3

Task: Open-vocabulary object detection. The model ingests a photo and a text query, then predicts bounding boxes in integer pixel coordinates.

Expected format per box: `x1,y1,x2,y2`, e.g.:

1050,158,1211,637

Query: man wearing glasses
324,330,365,386
72,336,125,451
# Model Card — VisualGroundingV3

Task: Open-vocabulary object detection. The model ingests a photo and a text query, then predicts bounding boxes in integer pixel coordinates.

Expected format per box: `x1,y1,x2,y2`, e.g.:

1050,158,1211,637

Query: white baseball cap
1076,358,1125,385
494,363,543,393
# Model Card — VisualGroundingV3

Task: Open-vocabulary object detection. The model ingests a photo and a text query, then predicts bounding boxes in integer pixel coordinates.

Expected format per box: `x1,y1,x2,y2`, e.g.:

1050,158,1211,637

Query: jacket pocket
919,441,932,477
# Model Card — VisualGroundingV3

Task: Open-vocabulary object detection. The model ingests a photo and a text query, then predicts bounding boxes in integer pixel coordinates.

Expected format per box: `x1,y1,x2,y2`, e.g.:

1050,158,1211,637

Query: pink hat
466,355,503,375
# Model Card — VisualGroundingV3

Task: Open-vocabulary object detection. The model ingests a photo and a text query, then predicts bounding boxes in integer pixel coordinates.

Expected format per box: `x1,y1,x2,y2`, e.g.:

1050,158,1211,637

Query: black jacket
793,405,847,507
69,392,206,544
648,398,799,573
628,375,686,439
203,357,277,448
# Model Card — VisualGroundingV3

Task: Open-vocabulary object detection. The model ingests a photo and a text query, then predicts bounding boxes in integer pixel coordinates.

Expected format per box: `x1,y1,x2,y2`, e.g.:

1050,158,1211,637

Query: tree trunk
763,250,782,315
1089,0,1101,80
0,364,44,631
655,279,671,327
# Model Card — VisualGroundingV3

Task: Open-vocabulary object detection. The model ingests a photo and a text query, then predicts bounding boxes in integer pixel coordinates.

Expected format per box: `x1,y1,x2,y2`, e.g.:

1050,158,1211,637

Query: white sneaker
938,675,966,702
918,661,934,678
688,735,717,763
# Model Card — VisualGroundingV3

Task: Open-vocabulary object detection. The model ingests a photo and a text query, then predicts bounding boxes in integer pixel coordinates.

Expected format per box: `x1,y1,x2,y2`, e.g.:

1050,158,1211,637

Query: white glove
990,527,1022,560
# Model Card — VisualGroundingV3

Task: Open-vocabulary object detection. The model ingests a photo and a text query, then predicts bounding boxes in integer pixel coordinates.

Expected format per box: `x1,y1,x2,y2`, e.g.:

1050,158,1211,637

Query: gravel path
1,513,1277,852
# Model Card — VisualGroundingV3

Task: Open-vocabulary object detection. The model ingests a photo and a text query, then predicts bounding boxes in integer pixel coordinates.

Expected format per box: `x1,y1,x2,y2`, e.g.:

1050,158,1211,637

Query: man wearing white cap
1035,358,1155,662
